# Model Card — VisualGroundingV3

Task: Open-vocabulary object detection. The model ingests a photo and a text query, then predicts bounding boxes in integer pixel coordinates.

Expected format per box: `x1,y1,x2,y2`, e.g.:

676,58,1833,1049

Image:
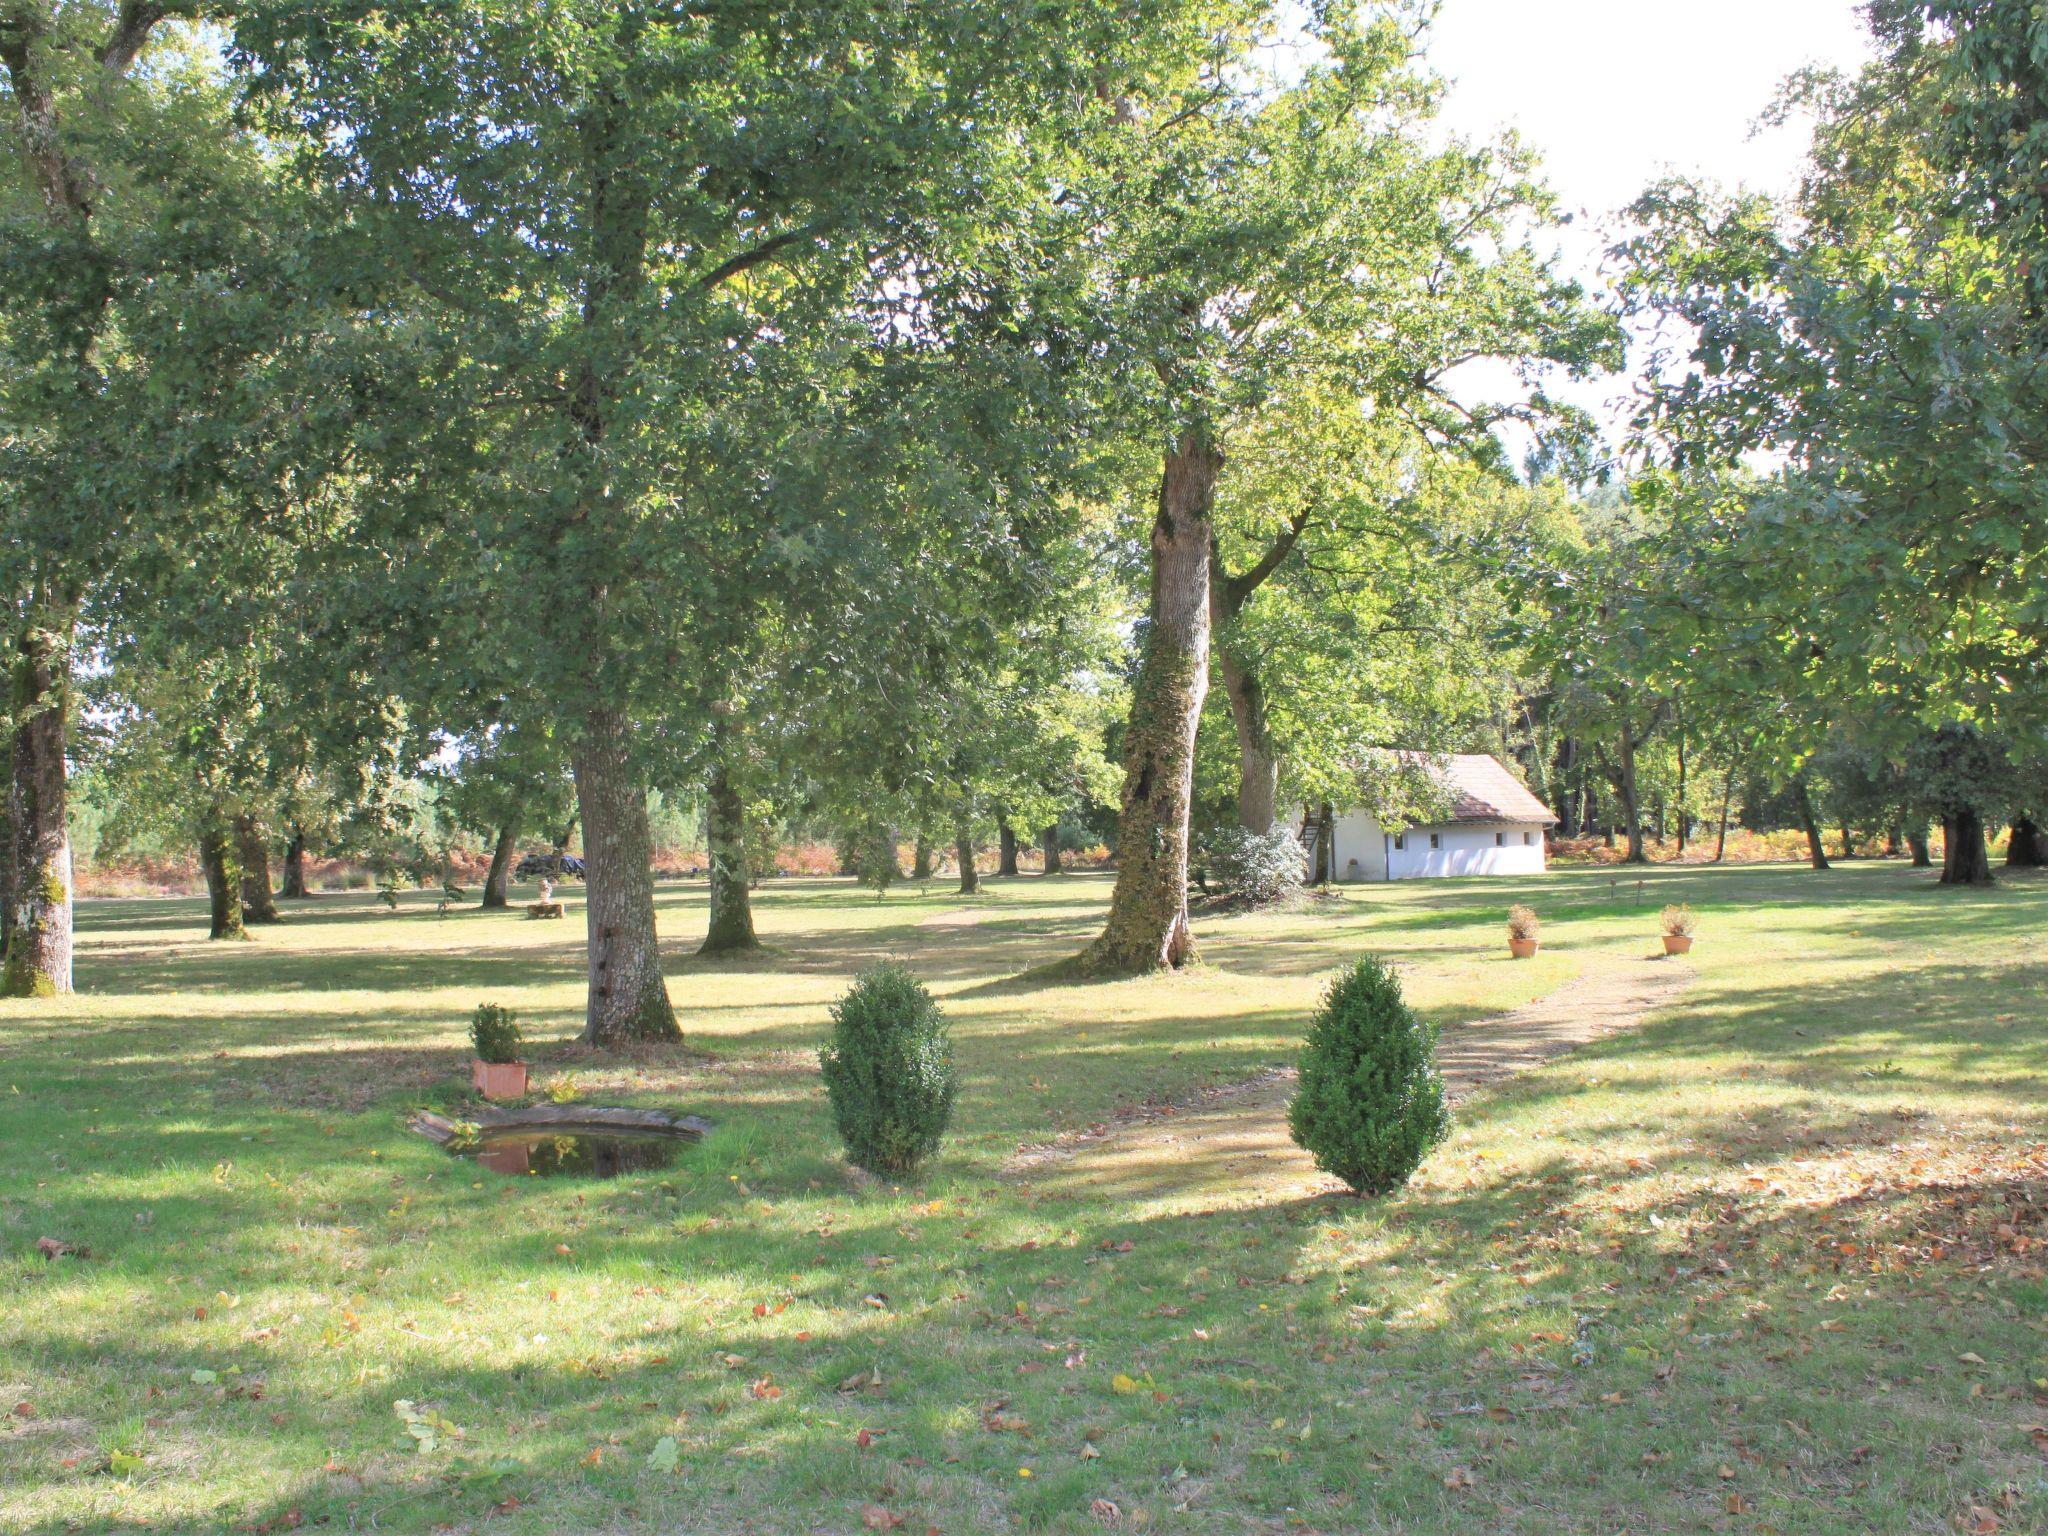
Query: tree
0,3,278,992
233,0,1194,1042
1069,7,1609,970
1905,723,2012,887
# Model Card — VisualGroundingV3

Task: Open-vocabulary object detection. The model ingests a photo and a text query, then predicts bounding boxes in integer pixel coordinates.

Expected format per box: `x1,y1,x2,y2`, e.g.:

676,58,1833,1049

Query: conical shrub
820,963,957,1174
1287,955,1448,1195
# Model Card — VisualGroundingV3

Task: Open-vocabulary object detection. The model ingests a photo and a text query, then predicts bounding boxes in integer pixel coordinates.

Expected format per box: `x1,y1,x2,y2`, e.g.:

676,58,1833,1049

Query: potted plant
470,1003,528,1100
1660,903,1697,956
1506,904,1540,959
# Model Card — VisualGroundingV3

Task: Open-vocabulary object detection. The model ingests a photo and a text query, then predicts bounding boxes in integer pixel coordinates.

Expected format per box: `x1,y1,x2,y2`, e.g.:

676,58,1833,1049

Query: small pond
454,1130,682,1179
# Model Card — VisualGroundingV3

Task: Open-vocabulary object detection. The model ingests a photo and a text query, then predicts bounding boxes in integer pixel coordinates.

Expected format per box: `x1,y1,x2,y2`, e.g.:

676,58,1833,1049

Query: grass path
1008,952,1697,1214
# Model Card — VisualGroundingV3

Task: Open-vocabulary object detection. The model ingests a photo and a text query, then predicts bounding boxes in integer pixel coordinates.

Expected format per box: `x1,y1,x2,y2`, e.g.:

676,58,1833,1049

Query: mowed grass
2,862,2043,1535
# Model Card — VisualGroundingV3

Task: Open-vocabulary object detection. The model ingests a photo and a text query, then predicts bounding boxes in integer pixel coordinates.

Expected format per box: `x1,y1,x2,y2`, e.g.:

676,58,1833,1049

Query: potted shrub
1288,955,1449,1195
1661,903,1697,956
1505,904,1541,959
469,1003,528,1100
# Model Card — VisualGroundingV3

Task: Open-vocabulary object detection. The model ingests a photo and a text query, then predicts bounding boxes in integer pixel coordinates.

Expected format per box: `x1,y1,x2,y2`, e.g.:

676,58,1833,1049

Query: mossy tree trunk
699,736,758,955
199,813,246,941
481,821,517,909
1939,809,1993,886
574,708,680,1045
236,814,281,923
4,622,73,996
1077,425,1220,974
1217,649,1280,834
281,825,310,898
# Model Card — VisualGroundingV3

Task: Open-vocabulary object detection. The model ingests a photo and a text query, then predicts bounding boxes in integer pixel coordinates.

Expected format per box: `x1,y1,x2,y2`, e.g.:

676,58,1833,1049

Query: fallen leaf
1444,1467,1476,1490
861,1505,904,1531
646,1436,679,1473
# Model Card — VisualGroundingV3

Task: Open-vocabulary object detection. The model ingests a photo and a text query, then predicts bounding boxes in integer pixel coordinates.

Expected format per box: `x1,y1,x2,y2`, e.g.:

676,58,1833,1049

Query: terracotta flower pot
1662,933,1694,955
472,1059,529,1100
1508,937,1539,959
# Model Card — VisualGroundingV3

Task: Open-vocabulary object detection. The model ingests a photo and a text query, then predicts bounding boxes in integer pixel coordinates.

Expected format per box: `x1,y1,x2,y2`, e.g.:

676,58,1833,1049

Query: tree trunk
1714,762,1737,863
236,814,281,923
1557,738,1581,837
281,825,310,898
2007,815,2044,869
1673,702,1688,855
1077,427,1219,973
1,754,15,956
912,834,934,881
1839,820,1856,859
573,709,680,1045
482,821,517,909
199,813,246,942
1216,646,1280,834
1040,825,1062,875
1939,809,1994,886
699,743,758,955
1606,726,1649,864
1906,823,1933,868
1315,803,1335,886
3,626,73,996
997,822,1019,878
955,820,979,895
1793,773,1831,871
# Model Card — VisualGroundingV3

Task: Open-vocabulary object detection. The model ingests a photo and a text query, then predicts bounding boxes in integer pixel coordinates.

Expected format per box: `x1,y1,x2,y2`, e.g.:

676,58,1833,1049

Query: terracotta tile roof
1410,753,1558,826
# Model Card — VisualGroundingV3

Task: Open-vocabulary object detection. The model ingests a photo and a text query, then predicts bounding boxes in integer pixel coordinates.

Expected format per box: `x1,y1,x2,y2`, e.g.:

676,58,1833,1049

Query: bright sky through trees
1428,0,1875,440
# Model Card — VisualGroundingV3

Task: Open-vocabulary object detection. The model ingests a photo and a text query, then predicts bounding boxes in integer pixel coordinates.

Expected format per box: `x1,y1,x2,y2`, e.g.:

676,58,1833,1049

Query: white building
1329,754,1556,882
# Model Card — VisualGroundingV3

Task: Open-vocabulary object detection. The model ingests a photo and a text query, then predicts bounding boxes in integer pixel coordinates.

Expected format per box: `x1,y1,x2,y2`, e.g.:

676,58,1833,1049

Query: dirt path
1005,954,1695,1212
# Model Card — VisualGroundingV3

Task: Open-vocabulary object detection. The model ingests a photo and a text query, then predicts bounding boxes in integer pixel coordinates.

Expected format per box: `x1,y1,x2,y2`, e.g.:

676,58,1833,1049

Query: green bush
1200,825,1307,906
1287,956,1448,1196
470,1002,523,1064
819,964,957,1174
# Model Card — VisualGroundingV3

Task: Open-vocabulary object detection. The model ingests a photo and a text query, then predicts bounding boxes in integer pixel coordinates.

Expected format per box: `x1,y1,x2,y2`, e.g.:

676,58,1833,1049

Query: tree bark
1078,426,1220,973
1216,647,1280,834
573,709,680,1045
2007,815,2044,869
3,625,73,995
997,822,1019,877
1714,762,1737,863
235,814,281,923
1040,825,1062,875
1673,698,1688,855
912,834,934,881
281,825,310,898
1906,824,1933,868
199,813,246,942
699,741,758,955
1557,738,1581,837
1313,803,1334,886
1793,773,1831,870
482,821,518,909
1939,809,1994,886
955,819,979,895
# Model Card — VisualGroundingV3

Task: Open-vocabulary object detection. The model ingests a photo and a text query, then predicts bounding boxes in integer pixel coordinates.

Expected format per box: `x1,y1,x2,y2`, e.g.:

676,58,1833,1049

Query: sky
1421,0,1877,443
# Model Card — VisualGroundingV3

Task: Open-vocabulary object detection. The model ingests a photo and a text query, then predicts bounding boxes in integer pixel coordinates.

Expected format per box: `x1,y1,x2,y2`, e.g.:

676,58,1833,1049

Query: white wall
1333,813,1547,882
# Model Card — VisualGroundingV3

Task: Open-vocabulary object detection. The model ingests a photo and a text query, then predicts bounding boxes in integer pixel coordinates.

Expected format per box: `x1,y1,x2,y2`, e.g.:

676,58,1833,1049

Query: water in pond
454,1130,681,1179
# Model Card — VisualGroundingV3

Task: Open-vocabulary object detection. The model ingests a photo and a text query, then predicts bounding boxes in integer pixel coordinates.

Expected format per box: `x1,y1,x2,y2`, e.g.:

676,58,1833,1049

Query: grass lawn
2,862,2043,1534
